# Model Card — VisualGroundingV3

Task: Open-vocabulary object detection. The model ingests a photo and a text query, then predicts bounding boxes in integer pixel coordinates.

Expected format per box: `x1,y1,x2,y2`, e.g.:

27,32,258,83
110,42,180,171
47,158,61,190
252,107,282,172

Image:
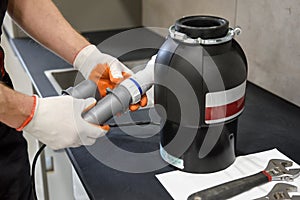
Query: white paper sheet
156,149,300,200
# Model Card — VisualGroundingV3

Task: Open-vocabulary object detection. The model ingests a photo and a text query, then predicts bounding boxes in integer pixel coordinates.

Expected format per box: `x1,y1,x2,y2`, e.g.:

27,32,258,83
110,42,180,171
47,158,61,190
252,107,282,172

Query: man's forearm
0,84,34,129
7,0,89,64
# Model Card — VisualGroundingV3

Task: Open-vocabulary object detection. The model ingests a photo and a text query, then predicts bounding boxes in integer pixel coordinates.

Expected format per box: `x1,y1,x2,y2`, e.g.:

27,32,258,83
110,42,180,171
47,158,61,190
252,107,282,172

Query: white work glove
73,44,133,81
23,95,108,150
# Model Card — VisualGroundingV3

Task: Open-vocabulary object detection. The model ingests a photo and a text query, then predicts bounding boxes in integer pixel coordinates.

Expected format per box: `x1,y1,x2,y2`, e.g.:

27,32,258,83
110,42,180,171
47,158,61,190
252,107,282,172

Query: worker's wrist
16,95,38,131
0,84,5,118
72,44,93,67
72,44,104,79
72,44,99,69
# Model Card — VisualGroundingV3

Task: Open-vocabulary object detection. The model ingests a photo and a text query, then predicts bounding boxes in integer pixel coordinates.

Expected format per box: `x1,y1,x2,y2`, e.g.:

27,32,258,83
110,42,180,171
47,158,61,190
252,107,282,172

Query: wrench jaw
262,183,297,200
187,159,300,200
265,159,300,182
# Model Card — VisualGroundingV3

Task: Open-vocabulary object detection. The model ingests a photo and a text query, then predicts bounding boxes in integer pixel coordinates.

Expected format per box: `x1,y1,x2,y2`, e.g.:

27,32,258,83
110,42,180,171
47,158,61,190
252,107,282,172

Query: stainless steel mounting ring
169,25,242,45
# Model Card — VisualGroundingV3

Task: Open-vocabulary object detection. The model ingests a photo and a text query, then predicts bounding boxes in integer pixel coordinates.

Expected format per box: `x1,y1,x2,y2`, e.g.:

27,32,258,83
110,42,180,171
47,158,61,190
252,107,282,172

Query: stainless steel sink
44,59,150,95
44,68,84,94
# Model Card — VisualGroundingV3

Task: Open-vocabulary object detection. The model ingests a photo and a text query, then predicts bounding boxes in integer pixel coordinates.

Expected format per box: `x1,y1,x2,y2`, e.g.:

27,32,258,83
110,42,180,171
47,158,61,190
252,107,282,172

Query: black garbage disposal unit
154,15,247,173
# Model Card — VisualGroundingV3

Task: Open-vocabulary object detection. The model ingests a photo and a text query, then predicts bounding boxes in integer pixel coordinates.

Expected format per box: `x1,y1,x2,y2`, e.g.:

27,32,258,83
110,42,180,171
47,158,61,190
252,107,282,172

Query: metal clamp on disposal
169,25,242,45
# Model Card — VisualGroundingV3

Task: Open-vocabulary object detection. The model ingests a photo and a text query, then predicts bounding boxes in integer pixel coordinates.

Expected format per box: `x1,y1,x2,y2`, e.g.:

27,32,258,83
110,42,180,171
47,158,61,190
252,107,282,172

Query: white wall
53,0,142,32
5,0,142,38
236,0,300,105
142,0,300,106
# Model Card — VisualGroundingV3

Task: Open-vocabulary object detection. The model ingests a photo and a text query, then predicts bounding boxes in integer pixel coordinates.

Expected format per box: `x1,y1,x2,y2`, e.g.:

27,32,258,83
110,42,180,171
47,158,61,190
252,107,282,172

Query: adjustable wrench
187,159,300,200
254,183,300,200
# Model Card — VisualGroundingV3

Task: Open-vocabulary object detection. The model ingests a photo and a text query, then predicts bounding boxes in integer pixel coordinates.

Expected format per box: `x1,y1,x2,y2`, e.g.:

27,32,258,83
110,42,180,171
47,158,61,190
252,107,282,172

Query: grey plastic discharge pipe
62,79,101,100
65,55,156,125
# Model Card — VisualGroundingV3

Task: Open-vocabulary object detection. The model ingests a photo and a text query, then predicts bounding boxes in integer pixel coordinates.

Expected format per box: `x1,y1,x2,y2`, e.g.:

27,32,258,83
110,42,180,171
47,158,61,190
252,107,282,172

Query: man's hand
73,44,147,110
23,95,109,150
129,95,148,111
73,44,132,83
88,63,131,98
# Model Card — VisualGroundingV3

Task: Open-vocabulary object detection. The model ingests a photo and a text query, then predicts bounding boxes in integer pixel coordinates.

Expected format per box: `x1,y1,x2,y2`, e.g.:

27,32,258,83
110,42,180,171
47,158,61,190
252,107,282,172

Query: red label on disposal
205,82,246,124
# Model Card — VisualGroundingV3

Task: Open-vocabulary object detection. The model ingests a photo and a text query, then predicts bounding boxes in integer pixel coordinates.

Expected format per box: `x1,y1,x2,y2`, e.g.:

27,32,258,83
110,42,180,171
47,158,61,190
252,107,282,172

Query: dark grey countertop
6,28,300,200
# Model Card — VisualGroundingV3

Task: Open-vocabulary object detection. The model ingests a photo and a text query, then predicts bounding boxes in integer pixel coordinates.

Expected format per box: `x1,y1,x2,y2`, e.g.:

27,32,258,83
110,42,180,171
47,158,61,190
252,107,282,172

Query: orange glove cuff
16,95,38,131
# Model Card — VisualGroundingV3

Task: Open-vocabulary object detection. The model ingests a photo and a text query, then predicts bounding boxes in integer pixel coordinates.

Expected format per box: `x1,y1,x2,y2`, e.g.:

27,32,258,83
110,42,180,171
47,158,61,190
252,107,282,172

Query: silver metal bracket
169,25,242,45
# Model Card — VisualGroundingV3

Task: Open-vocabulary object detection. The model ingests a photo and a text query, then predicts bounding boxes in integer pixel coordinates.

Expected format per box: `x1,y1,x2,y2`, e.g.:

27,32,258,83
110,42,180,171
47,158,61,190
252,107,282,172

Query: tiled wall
143,0,300,106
